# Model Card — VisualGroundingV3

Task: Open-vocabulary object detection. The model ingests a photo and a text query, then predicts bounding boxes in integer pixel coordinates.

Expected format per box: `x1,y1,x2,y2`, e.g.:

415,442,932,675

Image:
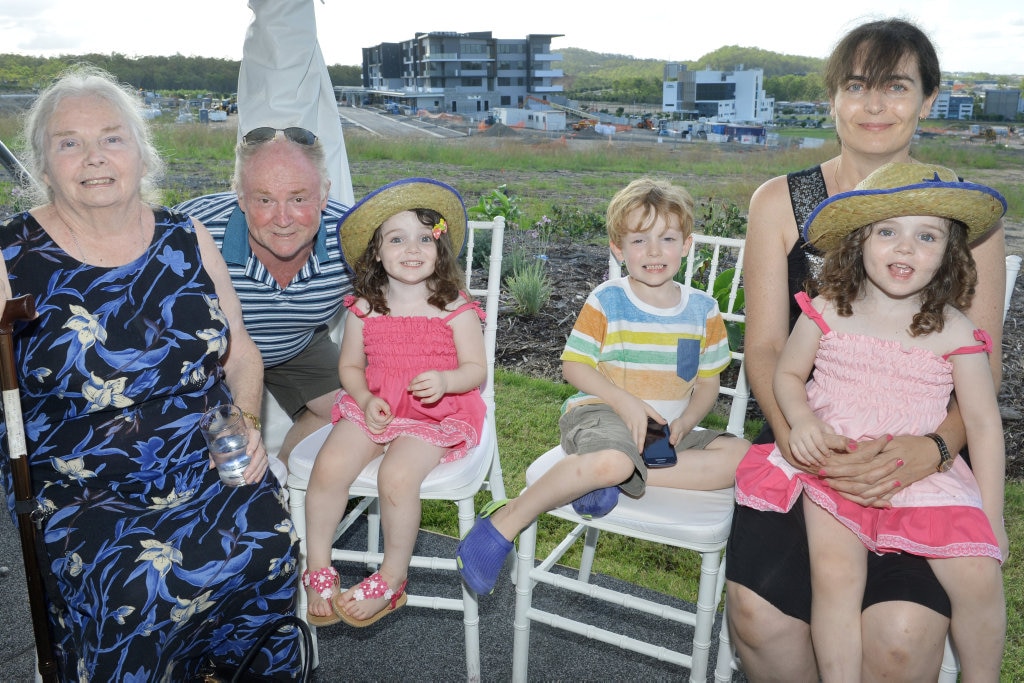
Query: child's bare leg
336,437,444,620
304,421,382,619
489,448,634,541
803,494,865,682
928,555,1005,680
647,434,748,490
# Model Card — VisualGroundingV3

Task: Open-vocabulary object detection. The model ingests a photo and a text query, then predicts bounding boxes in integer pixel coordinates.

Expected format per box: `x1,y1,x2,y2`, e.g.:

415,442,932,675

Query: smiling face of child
610,207,693,302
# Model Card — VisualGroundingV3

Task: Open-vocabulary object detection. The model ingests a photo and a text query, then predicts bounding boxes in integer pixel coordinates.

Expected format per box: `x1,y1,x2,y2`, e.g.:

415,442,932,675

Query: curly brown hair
351,208,465,315
815,219,977,337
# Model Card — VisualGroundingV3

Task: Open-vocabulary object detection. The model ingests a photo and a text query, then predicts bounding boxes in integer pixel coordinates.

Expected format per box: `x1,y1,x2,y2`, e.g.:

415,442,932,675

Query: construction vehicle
572,118,598,131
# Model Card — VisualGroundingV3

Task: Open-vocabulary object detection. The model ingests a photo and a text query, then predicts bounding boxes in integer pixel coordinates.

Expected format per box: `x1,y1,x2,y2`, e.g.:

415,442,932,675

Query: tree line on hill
0,53,362,98
559,46,827,103
0,47,1013,105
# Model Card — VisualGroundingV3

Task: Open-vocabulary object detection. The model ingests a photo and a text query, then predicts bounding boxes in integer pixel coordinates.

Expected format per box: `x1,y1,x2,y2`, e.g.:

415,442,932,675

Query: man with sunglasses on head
176,0,354,475
175,127,351,471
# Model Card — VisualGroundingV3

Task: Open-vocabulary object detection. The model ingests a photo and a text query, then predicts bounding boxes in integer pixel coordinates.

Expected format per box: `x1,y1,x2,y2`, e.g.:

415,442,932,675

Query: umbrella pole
1,294,59,682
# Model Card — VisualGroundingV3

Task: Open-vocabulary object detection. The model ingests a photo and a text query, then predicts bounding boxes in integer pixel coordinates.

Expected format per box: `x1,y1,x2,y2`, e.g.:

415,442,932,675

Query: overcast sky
1,0,1022,75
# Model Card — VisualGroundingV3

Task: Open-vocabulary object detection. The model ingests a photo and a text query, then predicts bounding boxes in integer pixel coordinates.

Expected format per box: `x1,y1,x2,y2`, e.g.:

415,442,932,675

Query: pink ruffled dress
735,293,1001,561
332,295,486,463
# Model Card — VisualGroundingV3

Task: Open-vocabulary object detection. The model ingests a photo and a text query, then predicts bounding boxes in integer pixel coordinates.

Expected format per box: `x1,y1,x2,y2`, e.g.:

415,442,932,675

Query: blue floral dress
0,209,300,681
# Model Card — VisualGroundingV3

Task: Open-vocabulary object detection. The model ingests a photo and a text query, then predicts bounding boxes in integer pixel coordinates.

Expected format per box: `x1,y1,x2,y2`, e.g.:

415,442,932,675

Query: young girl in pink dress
735,162,1009,680
302,178,486,627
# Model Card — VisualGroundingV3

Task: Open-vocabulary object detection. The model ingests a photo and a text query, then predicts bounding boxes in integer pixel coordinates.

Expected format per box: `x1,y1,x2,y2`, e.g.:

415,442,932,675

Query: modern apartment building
929,91,975,120
361,32,563,117
662,64,774,123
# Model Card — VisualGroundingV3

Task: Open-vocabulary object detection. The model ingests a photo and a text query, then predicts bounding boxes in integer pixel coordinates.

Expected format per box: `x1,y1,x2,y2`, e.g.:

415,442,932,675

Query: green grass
423,369,1024,678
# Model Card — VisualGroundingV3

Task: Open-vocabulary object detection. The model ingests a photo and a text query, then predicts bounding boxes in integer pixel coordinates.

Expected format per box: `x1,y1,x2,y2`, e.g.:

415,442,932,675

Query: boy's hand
363,396,393,434
408,370,447,404
666,417,689,446
612,395,662,453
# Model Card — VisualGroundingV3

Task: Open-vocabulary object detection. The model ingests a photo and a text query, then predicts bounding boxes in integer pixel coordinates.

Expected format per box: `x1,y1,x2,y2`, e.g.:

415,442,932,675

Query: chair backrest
464,217,506,414
1005,254,1021,324
608,234,749,437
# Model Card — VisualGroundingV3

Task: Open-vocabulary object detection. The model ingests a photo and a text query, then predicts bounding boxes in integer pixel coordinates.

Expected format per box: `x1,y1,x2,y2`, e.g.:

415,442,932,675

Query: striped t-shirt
560,277,731,422
174,192,352,367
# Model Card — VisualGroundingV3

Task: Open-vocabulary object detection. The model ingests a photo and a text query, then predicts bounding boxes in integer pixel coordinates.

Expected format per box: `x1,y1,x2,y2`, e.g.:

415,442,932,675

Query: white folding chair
286,217,506,680
714,252,1024,682
512,235,748,683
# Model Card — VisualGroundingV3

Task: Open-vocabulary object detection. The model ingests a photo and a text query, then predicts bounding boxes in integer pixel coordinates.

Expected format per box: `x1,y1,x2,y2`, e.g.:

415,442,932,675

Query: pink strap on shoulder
343,294,368,319
943,329,993,360
442,292,485,323
794,292,831,334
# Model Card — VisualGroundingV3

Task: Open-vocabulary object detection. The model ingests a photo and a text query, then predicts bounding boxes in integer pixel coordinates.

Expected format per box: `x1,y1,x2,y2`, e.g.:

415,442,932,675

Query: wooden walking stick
1,294,59,682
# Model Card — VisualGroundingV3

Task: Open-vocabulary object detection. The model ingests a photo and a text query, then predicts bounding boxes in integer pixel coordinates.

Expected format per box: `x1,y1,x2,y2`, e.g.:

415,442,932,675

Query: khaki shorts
559,402,732,497
263,326,341,417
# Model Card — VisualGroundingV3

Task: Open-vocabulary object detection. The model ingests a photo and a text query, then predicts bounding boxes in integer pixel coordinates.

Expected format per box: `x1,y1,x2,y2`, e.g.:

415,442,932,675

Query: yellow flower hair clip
432,218,448,239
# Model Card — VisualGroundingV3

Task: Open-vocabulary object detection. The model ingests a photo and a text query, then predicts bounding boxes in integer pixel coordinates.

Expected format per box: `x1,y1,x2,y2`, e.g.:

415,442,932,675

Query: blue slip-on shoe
456,499,514,595
571,486,620,519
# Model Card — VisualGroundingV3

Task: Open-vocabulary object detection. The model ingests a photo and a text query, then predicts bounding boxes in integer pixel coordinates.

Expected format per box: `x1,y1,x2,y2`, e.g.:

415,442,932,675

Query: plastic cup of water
199,404,251,487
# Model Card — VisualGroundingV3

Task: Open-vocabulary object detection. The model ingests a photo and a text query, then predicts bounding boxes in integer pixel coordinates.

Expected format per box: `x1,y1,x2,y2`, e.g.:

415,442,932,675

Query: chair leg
457,497,482,682
688,549,723,683
511,519,539,683
938,635,959,682
365,498,381,573
577,526,601,583
714,600,736,681
288,484,320,670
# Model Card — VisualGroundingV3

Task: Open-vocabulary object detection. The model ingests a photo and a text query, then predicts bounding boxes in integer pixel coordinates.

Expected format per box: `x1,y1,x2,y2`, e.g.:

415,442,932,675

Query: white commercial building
662,65,774,123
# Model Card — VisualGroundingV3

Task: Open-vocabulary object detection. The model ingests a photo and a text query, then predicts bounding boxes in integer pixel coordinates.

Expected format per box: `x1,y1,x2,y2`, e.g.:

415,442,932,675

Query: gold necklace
63,218,88,263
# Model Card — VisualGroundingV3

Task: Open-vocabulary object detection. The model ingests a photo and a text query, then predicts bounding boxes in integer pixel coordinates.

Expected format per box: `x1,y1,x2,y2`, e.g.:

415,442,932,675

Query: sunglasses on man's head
241,127,318,146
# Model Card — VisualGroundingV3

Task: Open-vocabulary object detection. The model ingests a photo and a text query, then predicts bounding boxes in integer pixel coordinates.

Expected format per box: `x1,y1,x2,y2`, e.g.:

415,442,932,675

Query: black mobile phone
642,419,677,468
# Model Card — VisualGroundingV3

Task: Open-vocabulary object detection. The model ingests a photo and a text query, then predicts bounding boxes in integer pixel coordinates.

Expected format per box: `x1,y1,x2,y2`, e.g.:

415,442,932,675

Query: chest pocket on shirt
676,338,700,382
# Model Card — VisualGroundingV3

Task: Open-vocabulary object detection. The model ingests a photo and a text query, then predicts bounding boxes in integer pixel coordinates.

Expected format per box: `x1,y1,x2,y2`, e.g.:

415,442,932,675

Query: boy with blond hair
456,177,749,595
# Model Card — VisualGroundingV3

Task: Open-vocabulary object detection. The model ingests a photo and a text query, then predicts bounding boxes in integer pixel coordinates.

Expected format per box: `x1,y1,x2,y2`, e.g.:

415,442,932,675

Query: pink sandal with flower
302,566,342,627
335,571,408,628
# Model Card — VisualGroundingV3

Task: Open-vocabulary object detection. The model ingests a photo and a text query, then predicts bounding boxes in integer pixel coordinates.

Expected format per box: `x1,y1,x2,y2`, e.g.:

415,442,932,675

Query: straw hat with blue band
803,162,1007,252
337,177,467,267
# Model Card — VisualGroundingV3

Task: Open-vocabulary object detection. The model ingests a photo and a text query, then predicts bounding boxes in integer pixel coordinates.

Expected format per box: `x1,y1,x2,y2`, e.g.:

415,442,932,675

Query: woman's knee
861,602,947,681
727,581,804,648
726,582,817,682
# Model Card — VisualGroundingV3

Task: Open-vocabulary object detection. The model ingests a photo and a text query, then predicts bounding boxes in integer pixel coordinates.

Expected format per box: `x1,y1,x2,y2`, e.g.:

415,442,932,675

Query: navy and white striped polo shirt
174,192,353,367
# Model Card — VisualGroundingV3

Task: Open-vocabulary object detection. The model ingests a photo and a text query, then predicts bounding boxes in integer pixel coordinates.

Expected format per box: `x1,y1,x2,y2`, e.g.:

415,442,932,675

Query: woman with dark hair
724,18,1006,680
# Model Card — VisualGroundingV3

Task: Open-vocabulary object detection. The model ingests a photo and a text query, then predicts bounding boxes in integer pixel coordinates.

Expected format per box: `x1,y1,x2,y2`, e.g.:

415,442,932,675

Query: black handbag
198,614,314,682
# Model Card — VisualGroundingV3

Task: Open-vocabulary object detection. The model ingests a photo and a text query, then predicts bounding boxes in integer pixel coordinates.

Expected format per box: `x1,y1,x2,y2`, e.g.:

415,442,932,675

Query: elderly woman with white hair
0,65,300,680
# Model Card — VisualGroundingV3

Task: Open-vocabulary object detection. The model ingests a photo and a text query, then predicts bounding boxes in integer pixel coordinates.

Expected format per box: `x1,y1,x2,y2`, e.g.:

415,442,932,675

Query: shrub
547,204,605,240
506,260,552,316
468,185,522,229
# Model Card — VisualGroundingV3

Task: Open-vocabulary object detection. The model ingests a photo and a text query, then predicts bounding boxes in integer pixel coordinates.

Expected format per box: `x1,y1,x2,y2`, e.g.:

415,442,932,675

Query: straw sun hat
803,162,1006,252
337,177,467,266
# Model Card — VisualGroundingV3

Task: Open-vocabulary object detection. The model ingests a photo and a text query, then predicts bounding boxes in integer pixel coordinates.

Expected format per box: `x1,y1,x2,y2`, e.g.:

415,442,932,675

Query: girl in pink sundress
735,162,1009,681
301,178,486,628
